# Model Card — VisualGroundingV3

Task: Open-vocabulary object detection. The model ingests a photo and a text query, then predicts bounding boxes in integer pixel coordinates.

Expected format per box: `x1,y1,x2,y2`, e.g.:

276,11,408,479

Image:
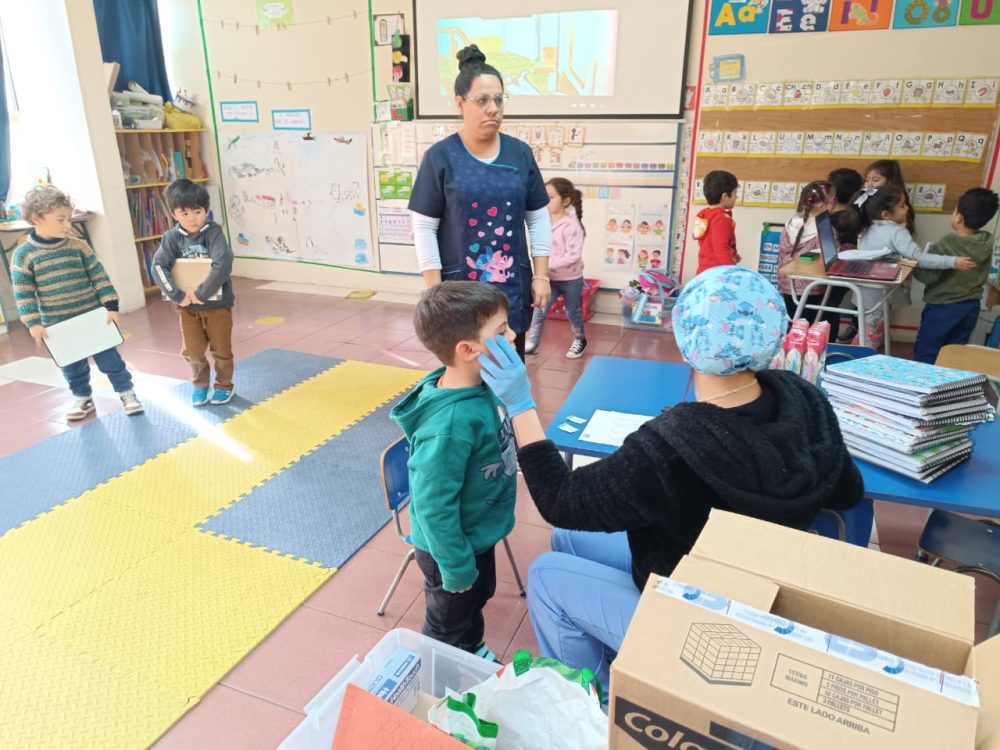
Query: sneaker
474,642,501,664
566,338,588,359
120,390,144,416
524,337,540,355
210,387,234,405
837,324,857,343
191,387,210,407
66,397,95,421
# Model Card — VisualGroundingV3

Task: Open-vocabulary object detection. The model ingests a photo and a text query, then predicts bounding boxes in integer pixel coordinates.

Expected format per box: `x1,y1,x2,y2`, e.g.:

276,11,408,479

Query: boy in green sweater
390,282,518,659
914,187,999,364
11,185,143,420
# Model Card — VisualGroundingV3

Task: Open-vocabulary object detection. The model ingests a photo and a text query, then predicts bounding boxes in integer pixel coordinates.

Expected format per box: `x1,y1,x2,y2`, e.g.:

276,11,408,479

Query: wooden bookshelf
115,129,212,294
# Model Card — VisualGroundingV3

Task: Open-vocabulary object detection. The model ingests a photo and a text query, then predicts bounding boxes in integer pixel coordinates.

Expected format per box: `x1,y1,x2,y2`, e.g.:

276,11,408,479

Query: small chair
376,436,526,616
824,343,878,366
809,500,874,547
917,510,1000,638
935,344,1000,380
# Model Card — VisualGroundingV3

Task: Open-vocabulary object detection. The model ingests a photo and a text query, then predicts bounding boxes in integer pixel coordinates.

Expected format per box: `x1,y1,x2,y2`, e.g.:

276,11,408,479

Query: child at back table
693,170,740,274
525,177,588,359
852,186,976,348
10,185,143,420
152,179,236,407
390,282,518,659
913,188,999,364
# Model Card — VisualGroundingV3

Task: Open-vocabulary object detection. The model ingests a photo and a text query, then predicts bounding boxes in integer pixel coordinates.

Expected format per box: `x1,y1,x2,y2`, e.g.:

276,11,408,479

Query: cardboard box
365,646,421,712
610,510,1000,749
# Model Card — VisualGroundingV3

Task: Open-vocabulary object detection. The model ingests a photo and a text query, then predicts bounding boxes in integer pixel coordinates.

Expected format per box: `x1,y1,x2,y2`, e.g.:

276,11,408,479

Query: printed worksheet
812,81,841,106
755,82,784,108
770,182,799,206
891,132,924,158
804,132,834,155
776,131,805,155
902,79,934,106
965,79,999,106
698,131,724,154
954,133,987,161
579,410,655,448
862,131,893,156
922,132,955,158
911,184,945,210
741,181,770,205
783,82,812,107
933,79,966,106
703,84,730,108
749,131,777,154
871,80,902,105
728,83,756,108
833,131,863,156
723,131,750,154
842,80,872,105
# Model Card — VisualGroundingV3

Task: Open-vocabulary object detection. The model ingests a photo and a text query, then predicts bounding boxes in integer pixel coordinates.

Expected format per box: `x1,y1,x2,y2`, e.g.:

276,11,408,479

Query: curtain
0,35,11,202
92,0,171,100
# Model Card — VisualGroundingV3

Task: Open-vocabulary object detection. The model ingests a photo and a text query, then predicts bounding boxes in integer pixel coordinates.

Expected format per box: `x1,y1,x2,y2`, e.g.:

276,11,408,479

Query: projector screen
415,0,693,119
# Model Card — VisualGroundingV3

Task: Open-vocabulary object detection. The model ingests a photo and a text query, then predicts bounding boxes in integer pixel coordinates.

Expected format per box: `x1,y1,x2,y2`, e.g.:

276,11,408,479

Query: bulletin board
691,77,1000,213
372,119,681,289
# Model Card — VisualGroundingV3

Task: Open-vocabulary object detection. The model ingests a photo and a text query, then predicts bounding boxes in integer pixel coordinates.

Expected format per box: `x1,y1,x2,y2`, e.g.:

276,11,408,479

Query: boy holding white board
152,179,236,407
10,185,143,420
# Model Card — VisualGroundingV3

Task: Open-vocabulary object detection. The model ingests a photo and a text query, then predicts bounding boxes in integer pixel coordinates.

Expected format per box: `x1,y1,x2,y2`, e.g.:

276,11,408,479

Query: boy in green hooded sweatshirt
390,281,518,659
913,187,999,364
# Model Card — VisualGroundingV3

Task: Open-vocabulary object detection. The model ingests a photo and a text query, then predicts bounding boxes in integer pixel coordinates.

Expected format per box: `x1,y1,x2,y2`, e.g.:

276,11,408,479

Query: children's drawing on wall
604,202,637,270
220,132,374,269
436,12,618,97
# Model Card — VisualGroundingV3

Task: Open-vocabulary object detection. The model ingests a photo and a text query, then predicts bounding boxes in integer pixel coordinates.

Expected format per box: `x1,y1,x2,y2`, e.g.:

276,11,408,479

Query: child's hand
177,294,191,307
106,310,120,326
955,257,977,271
29,324,47,347
734,253,742,263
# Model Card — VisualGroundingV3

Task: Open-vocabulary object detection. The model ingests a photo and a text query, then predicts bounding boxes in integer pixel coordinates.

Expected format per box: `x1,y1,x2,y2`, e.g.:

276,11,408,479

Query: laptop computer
817,212,899,281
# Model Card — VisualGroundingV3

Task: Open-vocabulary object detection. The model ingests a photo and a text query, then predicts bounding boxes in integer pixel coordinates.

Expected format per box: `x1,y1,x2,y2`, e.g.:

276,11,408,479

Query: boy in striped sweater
11,186,142,420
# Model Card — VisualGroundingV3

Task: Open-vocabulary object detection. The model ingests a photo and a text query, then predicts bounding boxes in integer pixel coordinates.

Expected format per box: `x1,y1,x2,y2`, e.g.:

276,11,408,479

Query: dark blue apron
439,136,533,333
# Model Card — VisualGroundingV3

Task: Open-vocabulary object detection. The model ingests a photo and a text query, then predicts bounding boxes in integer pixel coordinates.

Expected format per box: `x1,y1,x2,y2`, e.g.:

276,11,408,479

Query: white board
43,307,124,368
220,132,375,269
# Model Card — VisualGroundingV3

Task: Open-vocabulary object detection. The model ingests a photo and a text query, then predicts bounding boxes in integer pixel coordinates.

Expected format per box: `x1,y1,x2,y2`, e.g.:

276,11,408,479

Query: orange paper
331,684,467,750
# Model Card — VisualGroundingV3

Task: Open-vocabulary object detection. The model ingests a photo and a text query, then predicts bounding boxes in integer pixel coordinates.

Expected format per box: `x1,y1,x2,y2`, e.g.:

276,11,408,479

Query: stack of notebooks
822,355,995,483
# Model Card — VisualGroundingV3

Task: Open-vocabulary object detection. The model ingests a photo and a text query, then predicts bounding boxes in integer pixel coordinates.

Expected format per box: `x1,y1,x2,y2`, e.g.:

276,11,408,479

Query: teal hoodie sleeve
408,434,478,592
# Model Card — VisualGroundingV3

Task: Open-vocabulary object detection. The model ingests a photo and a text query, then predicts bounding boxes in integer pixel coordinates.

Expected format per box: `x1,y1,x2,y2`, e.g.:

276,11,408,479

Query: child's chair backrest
935,344,1000,380
380,437,410,512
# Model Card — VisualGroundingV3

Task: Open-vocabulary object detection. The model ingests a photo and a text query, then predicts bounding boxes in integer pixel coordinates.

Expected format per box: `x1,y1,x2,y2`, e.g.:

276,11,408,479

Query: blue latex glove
478,336,536,417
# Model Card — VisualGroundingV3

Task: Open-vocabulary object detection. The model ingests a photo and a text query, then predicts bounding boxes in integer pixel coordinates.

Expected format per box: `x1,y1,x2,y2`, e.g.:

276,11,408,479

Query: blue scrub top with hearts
409,133,549,332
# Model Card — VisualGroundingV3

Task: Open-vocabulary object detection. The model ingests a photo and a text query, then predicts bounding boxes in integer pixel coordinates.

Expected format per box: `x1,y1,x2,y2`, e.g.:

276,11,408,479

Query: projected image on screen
436,11,618,98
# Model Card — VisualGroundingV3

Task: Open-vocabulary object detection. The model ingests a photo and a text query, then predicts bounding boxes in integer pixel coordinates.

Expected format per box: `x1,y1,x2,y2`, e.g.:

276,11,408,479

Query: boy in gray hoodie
152,179,236,406
913,187,999,364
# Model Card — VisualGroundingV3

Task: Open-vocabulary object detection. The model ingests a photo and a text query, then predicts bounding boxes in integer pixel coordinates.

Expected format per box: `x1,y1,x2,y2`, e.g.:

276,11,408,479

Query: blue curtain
93,0,172,101
0,36,11,202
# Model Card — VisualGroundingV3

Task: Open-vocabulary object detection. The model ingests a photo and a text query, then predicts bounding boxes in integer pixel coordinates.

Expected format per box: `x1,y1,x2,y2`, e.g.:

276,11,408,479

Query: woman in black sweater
479,266,863,691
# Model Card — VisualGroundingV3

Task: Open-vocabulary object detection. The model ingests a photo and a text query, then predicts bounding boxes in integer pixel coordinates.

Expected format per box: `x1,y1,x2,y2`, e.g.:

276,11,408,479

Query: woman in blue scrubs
409,45,551,359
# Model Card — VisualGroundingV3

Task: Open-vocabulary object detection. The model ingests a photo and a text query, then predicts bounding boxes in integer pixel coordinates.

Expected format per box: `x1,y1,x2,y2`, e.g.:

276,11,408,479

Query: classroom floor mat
0,349,339,537
199,399,405,567
0,354,424,748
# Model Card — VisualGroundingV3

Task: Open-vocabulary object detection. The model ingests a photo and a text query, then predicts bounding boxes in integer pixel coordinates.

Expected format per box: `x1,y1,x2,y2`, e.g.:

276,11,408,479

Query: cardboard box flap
975,634,1000,749
671,555,779,611
691,510,974,642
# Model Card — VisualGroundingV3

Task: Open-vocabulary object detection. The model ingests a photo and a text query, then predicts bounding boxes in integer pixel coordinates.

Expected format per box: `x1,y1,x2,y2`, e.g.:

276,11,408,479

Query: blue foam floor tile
199,400,405,568
0,350,339,536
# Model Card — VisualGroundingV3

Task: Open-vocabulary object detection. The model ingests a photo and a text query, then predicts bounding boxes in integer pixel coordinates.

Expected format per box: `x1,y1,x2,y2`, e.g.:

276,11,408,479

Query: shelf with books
115,127,213,295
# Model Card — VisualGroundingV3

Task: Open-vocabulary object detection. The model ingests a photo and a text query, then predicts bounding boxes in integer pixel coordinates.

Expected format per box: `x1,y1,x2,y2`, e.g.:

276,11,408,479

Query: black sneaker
566,338,588,359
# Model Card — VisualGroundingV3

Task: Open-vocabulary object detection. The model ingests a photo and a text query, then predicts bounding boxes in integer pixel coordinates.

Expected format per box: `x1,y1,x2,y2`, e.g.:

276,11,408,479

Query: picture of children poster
604,202,637,241
893,0,958,28
709,0,772,34
829,0,894,30
635,204,670,240
635,238,667,271
770,0,832,32
608,240,634,270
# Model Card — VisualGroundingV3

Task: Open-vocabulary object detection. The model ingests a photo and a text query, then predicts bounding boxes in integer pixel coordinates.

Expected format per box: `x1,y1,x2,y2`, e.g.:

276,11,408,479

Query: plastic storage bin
547,277,600,322
278,628,500,750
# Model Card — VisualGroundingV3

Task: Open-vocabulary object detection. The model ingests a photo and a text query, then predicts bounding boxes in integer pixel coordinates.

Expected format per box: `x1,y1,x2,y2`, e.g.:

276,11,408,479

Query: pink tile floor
0,277,995,748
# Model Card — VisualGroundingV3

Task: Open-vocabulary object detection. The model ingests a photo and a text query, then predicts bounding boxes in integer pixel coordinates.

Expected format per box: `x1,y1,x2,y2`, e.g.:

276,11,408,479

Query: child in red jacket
693,170,740,274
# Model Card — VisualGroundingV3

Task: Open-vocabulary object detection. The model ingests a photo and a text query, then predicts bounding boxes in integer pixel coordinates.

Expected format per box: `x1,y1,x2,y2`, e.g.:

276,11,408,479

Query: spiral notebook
42,307,124,368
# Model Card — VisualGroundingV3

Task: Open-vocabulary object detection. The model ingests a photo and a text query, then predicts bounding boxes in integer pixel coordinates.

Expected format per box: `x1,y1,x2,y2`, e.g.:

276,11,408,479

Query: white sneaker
66,397,95,421
524,338,539,355
120,390,144,416
566,338,588,359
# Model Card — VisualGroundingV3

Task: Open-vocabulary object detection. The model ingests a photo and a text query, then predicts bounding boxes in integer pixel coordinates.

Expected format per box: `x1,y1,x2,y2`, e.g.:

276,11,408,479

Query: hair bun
456,44,487,70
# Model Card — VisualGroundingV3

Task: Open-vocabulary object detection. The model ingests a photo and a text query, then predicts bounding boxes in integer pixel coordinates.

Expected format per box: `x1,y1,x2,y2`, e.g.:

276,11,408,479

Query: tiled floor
0,277,995,749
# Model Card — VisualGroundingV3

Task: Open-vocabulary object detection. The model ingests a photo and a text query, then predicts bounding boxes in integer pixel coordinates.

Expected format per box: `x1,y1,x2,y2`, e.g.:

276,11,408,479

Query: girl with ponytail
524,178,589,359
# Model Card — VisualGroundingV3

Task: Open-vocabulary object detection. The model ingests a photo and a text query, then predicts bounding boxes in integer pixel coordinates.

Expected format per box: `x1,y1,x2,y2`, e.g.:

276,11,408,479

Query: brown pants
179,307,234,389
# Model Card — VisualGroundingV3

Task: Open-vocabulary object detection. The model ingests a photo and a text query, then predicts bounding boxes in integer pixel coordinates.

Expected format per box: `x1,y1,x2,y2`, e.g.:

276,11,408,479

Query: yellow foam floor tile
0,500,187,629
0,629,190,750
39,529,332,697
96,361,422,526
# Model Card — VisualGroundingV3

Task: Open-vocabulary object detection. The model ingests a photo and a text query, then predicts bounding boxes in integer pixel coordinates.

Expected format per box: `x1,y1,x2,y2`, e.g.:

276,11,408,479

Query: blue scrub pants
526,529,639,693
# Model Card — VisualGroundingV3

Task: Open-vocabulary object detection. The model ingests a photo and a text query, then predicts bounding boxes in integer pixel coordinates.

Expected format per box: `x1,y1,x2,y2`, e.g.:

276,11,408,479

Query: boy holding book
390,282,518,659
913,188,999,364
11,185,143,420
152,179,236,405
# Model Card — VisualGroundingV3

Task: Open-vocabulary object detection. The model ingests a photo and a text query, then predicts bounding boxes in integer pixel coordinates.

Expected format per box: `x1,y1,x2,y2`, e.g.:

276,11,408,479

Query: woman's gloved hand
478,336,536,417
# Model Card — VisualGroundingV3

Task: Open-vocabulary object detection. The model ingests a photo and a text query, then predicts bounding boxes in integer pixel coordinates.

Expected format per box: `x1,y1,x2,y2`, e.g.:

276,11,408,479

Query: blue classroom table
546,355,1000,518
